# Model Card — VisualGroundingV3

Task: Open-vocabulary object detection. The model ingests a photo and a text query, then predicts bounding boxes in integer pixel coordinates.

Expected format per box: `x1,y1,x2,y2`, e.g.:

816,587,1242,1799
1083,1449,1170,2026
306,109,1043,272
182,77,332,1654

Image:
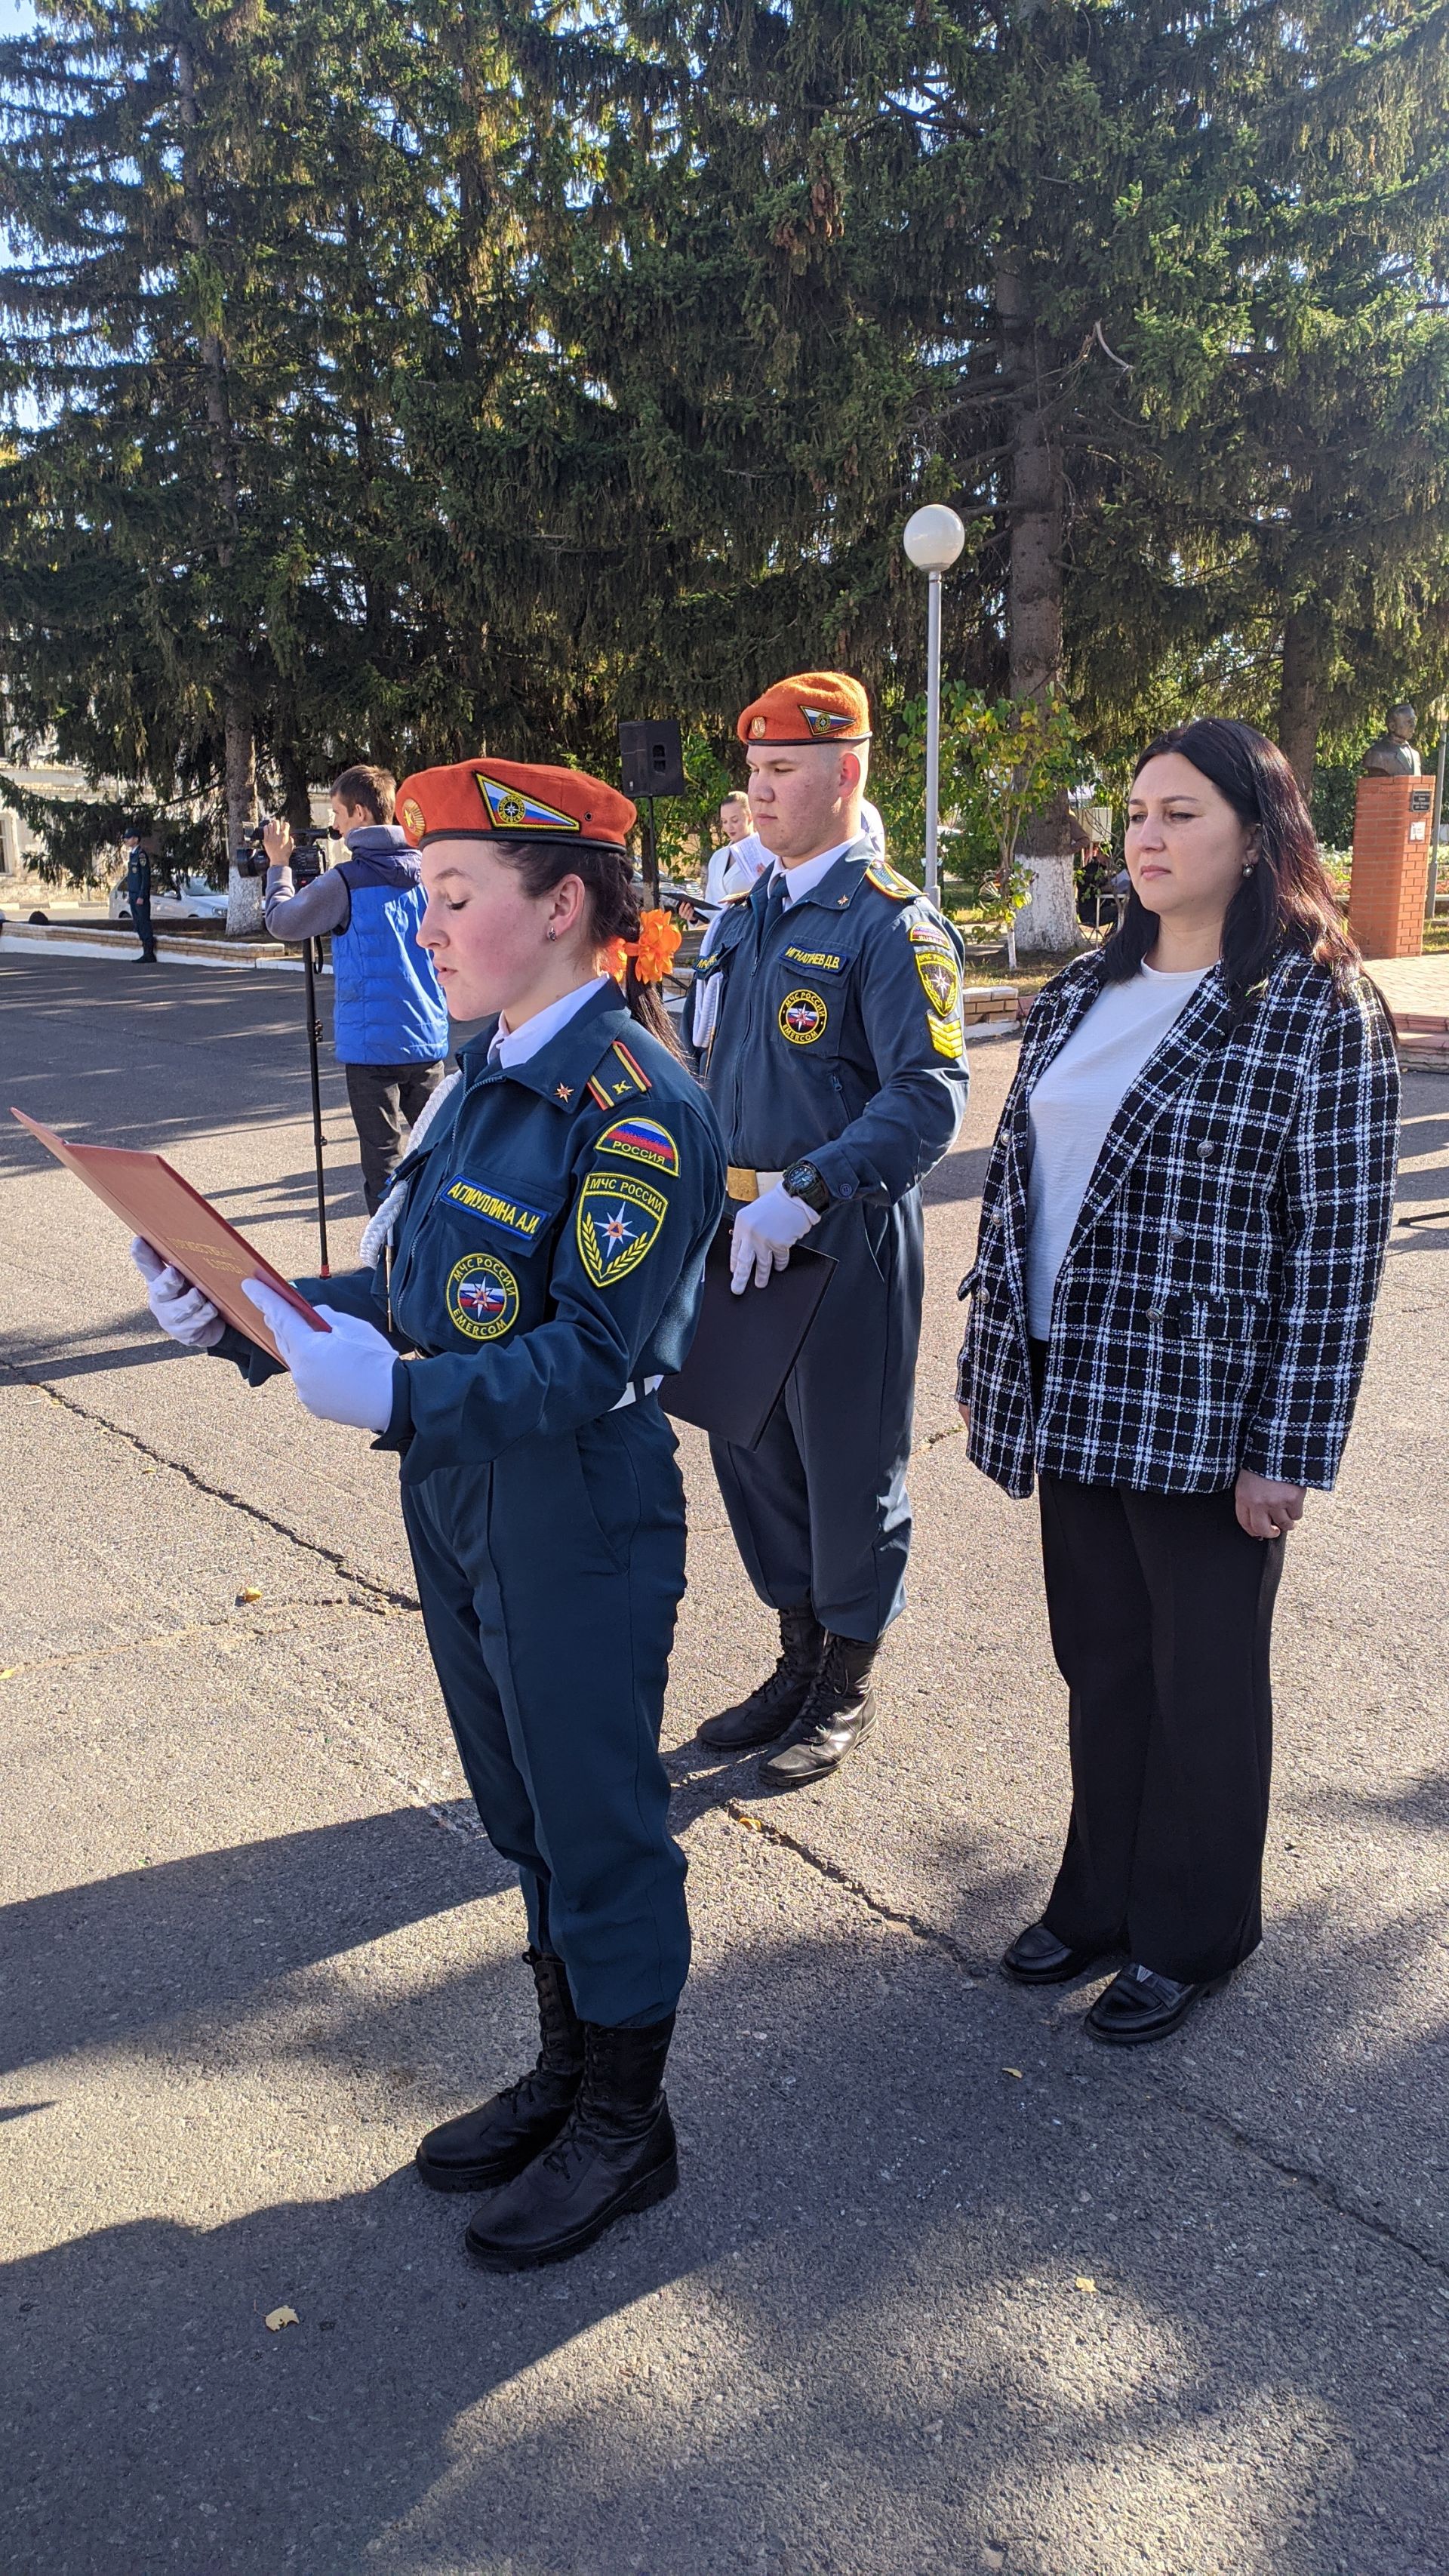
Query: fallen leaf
237,1587,263,1605
1075,2276,1097,2294
0,1669,15,1681
1002,2067,1023,2079
264,2305,300,2331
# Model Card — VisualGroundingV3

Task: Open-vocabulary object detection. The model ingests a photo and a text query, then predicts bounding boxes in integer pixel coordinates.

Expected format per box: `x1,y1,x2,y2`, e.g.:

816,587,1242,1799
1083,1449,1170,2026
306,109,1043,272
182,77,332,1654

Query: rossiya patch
778,988,829,1045
446,1250,520,1340
595,1116,680,1178
576,1170,669,1286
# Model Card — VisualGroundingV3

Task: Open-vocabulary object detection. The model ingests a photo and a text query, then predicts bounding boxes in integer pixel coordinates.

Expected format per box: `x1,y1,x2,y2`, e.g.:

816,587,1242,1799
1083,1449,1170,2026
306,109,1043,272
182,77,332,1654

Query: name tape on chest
576,1169,669,1287
437,1173,552,1244
595,1115,681,1177
781,945,848,975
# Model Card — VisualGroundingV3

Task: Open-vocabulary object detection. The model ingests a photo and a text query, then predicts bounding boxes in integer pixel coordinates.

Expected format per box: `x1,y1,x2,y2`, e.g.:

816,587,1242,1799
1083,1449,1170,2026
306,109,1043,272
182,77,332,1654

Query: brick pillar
1348,774,1433,959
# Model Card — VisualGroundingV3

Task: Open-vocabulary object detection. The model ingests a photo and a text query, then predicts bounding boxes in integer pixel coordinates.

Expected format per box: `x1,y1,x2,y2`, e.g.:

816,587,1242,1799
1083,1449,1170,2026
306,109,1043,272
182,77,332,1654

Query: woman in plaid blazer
957,719,1398,2045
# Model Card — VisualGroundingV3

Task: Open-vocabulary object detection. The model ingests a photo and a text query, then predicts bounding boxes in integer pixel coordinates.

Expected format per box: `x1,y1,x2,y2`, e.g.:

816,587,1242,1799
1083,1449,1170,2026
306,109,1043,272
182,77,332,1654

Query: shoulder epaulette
586,1035,654,1112
864,855,919,902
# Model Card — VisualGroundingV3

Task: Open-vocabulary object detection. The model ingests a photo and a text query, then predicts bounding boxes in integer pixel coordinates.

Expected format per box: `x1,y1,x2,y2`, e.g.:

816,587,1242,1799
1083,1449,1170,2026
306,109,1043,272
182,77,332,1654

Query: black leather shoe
1001,1921,1113,1984
464,2016,678,2270
1084,1962,1226,2046
697,1602,825,1750
415,1950,584,2193
758,1633,878,1787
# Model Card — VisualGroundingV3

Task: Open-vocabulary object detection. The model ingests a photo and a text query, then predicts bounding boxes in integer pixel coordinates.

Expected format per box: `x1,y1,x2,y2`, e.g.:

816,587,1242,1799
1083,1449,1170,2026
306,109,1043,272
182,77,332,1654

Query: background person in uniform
132,756,725,2270
958,718,1398,2045
692,671,968,1787
262,764,449,1213
120,826,157,965
703,792,768,906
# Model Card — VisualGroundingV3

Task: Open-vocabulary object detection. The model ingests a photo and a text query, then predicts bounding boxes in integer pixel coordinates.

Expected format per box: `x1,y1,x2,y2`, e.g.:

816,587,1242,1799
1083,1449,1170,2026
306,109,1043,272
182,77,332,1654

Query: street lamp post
903,504,967,902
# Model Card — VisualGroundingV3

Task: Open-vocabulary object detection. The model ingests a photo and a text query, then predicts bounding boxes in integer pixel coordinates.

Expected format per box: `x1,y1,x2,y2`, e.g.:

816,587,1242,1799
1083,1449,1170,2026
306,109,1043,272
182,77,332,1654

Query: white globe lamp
902,505,968,896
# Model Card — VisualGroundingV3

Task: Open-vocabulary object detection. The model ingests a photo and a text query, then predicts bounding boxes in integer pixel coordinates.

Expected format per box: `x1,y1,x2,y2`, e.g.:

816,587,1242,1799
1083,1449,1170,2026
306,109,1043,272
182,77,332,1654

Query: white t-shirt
1025,962,1211,1338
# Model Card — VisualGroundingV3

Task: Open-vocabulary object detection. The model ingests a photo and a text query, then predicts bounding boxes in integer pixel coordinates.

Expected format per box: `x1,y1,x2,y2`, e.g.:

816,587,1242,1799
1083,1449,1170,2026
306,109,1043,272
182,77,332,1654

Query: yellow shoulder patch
865,855,919,902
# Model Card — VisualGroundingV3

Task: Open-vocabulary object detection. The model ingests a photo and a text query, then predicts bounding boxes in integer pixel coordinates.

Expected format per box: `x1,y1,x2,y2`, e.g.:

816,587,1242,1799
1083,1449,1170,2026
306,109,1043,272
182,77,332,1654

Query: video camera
234,820,337,885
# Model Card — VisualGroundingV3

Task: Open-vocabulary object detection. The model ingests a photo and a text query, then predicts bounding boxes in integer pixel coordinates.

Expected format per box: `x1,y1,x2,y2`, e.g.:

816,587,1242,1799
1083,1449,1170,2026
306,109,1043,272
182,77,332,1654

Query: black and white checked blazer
956,945,1400,1500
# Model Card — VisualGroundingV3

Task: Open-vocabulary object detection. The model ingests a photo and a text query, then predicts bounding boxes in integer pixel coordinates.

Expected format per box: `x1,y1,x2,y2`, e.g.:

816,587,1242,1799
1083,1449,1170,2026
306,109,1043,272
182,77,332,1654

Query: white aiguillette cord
358,1069,462,1270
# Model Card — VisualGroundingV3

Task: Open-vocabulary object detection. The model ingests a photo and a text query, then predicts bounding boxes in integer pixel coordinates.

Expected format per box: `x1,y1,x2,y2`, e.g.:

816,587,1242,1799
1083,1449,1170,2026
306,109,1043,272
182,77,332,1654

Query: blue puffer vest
331,827,450,1066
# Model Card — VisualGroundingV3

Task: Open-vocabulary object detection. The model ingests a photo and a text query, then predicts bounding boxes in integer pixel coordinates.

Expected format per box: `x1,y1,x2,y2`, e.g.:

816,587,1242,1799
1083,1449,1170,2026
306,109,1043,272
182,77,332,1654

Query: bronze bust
1361,703,1422,777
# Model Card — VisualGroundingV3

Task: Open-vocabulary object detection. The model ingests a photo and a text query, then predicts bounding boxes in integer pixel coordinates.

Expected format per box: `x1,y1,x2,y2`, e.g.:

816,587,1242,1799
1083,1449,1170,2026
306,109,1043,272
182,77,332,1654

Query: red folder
11,1107,328,1367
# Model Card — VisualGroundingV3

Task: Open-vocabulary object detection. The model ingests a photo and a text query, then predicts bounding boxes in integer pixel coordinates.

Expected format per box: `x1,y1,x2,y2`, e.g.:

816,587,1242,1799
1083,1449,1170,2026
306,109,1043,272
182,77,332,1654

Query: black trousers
131,895,155,959
343,1059,445,1214
1035,1470,1285,1984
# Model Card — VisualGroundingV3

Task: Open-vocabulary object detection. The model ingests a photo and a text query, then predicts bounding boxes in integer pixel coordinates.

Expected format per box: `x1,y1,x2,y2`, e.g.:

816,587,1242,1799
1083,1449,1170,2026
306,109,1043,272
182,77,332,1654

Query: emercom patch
437,1174,551,1245
909,939,961,1024
576,1171,669,1287
778,988,828,1045
446,1251,520,1340
595,1116,681,1178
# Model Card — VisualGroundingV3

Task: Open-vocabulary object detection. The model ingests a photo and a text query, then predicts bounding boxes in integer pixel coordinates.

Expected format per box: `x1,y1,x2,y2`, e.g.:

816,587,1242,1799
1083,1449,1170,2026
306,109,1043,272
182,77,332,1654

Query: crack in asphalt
11,1356,1447,2291
715,1795,1449,2292
1,1359,420,1611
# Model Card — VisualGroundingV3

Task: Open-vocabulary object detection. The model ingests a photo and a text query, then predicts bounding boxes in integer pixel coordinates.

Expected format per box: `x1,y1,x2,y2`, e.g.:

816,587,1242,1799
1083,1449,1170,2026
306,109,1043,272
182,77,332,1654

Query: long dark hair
1102,718,1361,1002
492,837,688,1063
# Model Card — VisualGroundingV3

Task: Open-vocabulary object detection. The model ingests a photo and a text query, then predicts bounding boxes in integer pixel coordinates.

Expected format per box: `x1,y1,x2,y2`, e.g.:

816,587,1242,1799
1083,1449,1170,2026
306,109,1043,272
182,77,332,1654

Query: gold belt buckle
726,1165,760,1202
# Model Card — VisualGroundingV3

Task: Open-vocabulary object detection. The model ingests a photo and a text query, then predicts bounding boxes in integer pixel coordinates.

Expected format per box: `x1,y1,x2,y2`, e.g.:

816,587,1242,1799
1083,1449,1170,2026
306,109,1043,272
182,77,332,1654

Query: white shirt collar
770,840,857,908
488,973,610,1069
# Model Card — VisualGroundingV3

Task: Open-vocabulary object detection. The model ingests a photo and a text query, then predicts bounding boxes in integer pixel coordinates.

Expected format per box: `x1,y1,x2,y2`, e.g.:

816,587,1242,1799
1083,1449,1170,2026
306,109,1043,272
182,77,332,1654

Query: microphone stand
301,934,331,1276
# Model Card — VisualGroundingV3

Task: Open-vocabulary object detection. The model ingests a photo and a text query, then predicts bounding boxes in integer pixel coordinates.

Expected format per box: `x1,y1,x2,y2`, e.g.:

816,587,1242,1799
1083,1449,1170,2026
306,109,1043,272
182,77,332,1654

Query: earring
546,925,558,942
1241,861,1257,876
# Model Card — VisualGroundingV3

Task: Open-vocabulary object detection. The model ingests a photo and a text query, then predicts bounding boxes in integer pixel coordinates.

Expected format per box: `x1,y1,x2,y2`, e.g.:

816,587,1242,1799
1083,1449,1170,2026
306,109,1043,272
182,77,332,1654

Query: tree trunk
1278,608,1321,797
997,236,1077,955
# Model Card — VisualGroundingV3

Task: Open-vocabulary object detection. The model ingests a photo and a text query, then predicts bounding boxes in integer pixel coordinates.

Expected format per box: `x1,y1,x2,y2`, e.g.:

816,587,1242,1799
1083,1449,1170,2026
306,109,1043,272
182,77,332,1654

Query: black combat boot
414,1949,584,2193
464,2015,678,2270
758,1633,880,1787
696,1602,826,1750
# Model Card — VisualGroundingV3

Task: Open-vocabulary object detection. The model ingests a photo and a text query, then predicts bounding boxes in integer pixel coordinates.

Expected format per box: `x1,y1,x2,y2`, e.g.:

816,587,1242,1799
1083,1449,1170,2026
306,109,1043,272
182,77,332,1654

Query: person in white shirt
702,795,768,906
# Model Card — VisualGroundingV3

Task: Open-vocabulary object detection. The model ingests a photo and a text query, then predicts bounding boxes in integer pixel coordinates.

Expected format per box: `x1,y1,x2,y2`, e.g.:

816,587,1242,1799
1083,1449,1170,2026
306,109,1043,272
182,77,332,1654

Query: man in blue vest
262,765,450,1212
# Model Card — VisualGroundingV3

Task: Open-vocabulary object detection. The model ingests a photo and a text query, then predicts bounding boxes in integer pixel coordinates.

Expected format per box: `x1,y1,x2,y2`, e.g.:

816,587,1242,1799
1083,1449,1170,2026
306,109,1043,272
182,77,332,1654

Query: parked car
109,876,228,925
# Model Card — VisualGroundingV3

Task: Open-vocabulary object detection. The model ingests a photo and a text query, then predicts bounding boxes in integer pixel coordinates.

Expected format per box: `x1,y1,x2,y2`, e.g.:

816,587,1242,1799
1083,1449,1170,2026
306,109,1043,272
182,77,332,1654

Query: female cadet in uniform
131,759,725,2267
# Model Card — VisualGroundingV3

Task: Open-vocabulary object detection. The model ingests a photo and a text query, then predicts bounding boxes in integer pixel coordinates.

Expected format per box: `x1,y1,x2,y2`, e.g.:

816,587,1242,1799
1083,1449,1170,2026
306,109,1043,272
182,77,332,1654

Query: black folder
660,1228,836,1448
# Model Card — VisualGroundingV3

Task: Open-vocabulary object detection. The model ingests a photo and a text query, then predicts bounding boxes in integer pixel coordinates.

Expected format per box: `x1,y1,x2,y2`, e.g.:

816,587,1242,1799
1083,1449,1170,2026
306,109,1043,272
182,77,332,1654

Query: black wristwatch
782,1159,832,1215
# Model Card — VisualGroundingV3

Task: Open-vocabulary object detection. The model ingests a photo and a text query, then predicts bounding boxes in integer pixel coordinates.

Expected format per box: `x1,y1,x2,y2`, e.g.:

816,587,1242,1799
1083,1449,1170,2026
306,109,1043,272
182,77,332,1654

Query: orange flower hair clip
605,908,682,988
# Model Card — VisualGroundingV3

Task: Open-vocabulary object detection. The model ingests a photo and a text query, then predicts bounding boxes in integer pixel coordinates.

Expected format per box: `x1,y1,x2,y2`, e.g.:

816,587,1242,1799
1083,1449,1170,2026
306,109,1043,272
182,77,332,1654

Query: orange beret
736,671,872,747
395,757,636,851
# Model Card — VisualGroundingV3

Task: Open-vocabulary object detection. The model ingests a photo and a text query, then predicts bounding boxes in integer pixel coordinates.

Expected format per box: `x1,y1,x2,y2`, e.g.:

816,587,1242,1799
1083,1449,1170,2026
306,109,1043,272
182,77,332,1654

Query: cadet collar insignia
586,1036,653,1112
475,772,581,833
865,854,918,901
802,705,854,739
596,1115,680,1177
577,1171,667,1285
555,1082,574,1100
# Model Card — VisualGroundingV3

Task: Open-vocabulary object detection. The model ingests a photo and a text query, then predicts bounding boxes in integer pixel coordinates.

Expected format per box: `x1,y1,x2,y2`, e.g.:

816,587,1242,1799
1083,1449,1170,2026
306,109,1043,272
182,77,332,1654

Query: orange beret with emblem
395,757,636,853
736,671,872,748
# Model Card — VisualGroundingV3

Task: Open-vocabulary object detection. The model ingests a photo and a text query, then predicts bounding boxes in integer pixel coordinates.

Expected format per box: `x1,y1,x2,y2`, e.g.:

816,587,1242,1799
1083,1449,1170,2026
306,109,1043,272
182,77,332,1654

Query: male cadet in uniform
692,671,968,1785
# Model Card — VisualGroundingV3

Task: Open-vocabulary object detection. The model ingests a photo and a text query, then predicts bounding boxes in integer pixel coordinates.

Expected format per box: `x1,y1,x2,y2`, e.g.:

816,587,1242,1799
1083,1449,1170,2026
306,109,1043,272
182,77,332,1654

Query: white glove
130,1236,225,1350
729,1182,820,1294
242,1278,398,1433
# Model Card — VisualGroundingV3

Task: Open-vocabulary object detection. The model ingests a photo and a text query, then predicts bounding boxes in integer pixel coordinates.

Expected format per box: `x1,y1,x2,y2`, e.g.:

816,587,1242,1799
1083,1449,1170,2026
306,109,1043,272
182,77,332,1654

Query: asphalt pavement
2,946,1446,2576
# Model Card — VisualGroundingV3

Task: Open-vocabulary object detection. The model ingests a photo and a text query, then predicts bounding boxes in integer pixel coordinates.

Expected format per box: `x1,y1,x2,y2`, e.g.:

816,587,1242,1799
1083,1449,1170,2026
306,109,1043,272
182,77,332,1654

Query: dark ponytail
491,838,689,1063
1103,717,1361,1005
